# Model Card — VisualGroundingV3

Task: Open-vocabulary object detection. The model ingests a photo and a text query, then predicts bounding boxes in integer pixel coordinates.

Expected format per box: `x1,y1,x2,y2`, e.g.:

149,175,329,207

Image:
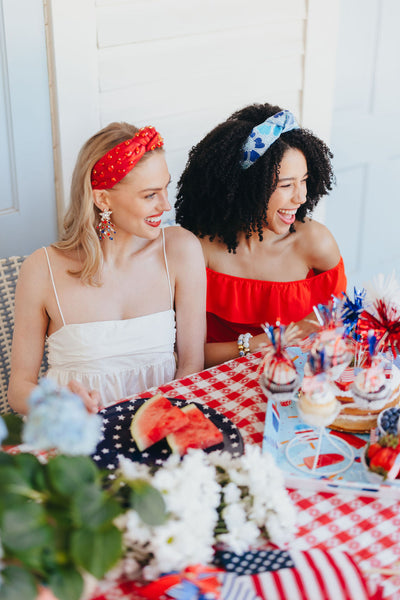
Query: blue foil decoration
340,287,366,338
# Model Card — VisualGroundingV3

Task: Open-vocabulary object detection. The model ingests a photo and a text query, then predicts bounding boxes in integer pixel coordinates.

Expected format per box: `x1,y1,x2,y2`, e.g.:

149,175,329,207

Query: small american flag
271,402,280,432
220,549,381,600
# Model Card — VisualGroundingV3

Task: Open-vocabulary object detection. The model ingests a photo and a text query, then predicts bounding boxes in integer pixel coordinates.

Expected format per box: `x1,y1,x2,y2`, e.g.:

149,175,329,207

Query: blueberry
380,407,400,434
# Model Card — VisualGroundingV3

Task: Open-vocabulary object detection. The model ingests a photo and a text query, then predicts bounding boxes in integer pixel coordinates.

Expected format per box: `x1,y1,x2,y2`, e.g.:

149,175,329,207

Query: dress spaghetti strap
161,228,173,310
43,247,66,326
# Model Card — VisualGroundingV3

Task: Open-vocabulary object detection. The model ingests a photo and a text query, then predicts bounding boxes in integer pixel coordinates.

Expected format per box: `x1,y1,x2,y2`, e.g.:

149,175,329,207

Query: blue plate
92,397,244,476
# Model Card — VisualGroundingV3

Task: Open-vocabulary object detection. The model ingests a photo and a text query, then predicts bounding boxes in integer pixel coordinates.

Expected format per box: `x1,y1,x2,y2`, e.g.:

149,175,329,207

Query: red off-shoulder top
206,257,347,343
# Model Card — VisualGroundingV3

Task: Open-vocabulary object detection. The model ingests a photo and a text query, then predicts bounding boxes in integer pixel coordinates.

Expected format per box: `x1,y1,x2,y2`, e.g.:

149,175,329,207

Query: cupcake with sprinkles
258,322,299,406
351,331,391,411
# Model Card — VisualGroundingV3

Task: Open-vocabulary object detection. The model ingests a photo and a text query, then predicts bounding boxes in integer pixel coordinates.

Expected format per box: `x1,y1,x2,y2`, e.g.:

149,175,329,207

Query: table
91,353,400,600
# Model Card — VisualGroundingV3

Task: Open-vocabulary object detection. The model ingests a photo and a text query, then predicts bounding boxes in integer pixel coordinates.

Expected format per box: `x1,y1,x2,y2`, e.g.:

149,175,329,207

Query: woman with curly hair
9,122,206,413
175,103,346,367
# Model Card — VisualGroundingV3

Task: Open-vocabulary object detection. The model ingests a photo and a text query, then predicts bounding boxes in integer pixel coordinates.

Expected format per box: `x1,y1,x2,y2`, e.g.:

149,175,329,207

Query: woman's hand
67,380,101,413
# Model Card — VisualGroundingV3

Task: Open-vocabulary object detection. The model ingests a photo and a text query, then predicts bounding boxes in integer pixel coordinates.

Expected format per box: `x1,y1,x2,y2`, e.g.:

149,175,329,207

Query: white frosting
301,376,336,406
353,364,387,395
263,356,297,385
298,376,339,428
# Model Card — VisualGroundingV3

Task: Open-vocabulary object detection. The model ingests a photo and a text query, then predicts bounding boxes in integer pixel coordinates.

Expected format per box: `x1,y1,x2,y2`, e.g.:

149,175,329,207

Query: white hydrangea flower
118,456,152,482
223,481,241,503
116,450,220,580
218,502,259,554
210,445,296,550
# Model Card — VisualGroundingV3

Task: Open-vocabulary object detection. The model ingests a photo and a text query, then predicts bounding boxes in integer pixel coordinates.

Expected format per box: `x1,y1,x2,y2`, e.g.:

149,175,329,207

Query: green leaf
47,565,84,600
71,483,123,530
0,467,37,511
130,479,167,526
9,545,47,574
1,413,24,446
2,502,51,552
0,453,14,467
46,455,98,497
71,525,123,579
0,565,37,600
13,453,42,487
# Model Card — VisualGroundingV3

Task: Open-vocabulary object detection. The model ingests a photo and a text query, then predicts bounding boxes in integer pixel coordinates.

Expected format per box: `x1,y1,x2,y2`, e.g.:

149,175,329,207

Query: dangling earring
97,208,116,241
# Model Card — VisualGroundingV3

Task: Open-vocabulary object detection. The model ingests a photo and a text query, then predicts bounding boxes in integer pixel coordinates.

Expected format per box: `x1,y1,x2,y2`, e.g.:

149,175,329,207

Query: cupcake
307,328,351,380
259,322,299,406
351,360,391,411
298,375,340,427
260,353,299,405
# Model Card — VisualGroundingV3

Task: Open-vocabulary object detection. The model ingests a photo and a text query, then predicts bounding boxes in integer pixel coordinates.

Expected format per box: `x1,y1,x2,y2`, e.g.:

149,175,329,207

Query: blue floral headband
240,110,300,169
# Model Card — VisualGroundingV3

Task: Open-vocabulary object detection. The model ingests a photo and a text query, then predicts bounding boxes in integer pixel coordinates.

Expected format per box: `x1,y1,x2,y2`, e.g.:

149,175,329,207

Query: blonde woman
8,123,206,413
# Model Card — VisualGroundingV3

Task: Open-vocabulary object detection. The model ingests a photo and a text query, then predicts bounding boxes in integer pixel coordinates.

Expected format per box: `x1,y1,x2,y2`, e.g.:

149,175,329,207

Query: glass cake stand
285,401,354,477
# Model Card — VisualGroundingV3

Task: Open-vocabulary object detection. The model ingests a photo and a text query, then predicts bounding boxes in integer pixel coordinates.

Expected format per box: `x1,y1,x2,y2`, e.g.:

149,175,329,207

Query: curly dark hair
175,103,334,252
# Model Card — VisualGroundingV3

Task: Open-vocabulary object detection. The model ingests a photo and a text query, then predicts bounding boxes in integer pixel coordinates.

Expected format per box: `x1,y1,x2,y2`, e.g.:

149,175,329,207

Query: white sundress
43,230,176,407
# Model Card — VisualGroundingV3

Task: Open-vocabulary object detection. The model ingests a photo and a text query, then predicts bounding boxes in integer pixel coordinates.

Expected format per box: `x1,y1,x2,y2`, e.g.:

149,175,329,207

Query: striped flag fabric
221,549,381,600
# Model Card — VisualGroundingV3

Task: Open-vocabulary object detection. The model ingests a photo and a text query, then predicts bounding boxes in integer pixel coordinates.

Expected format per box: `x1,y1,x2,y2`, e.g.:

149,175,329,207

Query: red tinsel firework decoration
356,273,400,357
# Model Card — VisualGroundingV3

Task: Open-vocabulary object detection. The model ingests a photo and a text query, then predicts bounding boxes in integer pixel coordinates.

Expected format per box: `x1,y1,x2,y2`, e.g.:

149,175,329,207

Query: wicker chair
0,256,48,413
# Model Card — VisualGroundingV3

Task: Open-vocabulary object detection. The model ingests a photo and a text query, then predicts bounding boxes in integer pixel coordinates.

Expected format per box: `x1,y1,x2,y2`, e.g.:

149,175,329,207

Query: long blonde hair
54,122,162,285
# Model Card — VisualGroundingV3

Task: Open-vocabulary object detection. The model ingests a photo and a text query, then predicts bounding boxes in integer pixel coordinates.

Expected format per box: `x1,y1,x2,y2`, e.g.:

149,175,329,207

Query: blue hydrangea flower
23,379,102,455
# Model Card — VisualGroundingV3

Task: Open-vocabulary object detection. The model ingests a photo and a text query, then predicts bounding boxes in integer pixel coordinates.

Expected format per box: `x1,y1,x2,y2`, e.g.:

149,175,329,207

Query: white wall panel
333,0,379,112
325,164,367,276
96,0,306,47
100,55,303,123
373,0,400,113
48,0,339,213
98,22,303,92
328,0,400,290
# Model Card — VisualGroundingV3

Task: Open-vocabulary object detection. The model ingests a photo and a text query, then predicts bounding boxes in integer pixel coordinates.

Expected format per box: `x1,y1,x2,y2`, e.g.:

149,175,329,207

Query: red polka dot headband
91,126,164,190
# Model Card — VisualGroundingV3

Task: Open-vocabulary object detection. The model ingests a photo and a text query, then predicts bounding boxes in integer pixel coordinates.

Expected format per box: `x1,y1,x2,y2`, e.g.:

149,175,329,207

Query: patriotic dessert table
89,352,400,600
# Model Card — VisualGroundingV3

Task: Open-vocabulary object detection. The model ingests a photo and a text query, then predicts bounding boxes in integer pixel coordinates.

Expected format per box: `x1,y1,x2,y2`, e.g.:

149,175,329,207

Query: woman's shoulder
20,246,76,282
164,225,201,248
14,248,52,299
294,218,341,271
20,247,48,275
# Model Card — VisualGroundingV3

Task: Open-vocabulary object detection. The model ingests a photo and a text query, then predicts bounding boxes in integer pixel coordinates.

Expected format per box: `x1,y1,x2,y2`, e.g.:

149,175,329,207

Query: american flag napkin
220,549,381,600
90,549,381,600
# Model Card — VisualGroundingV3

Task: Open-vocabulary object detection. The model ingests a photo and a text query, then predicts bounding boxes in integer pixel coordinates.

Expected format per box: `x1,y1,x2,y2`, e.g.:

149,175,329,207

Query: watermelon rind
166,403,224,456
130,394,189,451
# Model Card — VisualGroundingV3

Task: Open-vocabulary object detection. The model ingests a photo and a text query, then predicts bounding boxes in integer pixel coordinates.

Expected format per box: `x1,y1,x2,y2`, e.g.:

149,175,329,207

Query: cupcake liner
259,374,300,406
351,385,391,411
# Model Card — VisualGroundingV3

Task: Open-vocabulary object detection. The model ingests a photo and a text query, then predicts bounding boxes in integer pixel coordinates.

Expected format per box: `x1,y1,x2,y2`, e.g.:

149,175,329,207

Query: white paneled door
326,0,400,292
0,0,57,259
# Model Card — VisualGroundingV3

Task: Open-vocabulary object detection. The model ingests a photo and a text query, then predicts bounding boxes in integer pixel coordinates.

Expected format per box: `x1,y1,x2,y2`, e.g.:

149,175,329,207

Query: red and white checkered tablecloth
92,354,400,600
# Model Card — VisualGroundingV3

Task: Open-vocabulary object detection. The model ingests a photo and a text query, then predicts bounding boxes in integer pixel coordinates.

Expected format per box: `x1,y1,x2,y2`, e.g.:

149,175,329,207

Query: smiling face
99,151,172,240
265,147,308,234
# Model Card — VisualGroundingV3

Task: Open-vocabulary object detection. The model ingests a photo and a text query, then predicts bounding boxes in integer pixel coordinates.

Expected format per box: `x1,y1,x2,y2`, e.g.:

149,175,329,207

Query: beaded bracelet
237,332,253,357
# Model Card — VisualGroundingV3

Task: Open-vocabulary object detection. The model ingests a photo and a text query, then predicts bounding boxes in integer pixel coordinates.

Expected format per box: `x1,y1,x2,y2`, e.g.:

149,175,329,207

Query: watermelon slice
303,453,344,470
130,394,189,451
166,404,224,455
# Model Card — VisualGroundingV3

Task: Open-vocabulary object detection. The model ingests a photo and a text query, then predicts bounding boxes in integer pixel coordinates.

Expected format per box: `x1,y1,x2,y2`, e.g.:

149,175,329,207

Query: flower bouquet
0,379,297,600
